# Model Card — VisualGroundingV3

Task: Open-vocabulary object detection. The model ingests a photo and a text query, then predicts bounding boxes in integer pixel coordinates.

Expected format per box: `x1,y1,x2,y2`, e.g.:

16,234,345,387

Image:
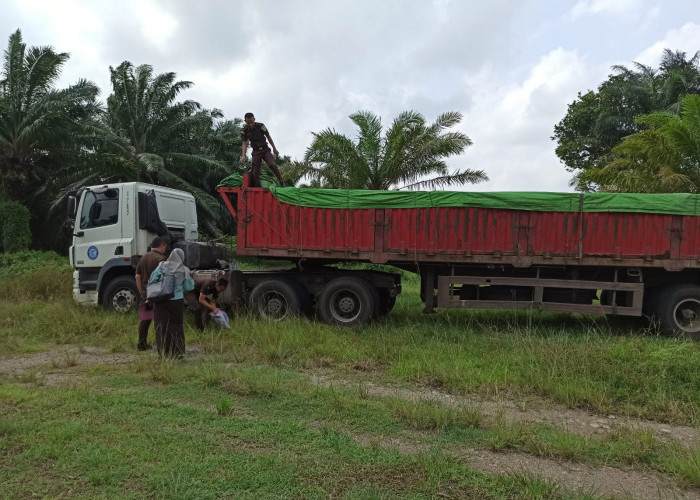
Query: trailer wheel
318,277,378,326
248,279,302,321
102,276,139,313
652,284,700,337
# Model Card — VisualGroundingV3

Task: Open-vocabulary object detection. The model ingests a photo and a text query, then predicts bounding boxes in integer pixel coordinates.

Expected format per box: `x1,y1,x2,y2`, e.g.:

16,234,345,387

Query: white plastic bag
210,310,231,328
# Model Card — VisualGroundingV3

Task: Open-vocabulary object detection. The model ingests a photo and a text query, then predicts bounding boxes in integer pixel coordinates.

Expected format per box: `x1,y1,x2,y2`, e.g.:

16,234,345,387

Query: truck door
73,188,123,268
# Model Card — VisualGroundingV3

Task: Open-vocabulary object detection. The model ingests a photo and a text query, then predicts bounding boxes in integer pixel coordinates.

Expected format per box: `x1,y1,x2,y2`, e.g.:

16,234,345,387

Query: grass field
0,252,698,499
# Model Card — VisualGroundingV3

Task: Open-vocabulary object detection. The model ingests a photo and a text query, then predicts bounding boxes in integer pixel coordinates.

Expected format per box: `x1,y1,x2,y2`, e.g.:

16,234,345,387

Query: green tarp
218,173,280,190
217,174,700,216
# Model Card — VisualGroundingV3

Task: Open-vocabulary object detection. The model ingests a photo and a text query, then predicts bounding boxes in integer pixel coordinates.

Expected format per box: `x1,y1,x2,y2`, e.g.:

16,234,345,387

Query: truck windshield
80,189,120,229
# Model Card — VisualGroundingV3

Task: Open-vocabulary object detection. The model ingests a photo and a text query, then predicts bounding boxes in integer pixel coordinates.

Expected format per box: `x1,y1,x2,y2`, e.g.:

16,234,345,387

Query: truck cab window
80,189,120,229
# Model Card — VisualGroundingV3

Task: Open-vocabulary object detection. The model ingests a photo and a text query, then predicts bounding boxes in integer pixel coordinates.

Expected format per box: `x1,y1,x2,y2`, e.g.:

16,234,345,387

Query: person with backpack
148,248,194,358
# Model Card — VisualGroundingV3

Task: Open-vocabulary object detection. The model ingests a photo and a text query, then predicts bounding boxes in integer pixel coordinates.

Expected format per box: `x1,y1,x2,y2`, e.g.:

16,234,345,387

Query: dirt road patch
311,374,698,446
350,432,698,500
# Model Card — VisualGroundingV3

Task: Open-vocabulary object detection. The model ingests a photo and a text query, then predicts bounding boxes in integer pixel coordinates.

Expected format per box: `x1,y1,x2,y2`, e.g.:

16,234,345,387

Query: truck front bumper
73,270,99,307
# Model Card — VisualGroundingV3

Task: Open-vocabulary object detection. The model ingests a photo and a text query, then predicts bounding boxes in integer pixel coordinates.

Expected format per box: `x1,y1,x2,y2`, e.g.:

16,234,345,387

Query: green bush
0,250,69,280
0,265,71,301
0,200,31,252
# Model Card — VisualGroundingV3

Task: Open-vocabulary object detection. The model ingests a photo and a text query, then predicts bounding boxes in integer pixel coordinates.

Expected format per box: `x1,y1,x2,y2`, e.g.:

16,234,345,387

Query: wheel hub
338,296,357,314
112,289,136,313
673,299,700,333
260,292,287,320
266,297,284,314
330,291,362,323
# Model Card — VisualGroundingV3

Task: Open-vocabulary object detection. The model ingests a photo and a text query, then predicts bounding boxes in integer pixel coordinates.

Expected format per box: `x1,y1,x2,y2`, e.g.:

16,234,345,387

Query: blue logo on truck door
87,246,99,260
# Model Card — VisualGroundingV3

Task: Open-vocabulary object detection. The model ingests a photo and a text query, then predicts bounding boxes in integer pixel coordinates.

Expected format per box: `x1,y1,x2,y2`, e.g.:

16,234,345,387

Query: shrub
0,200,31,252
0,250,69,280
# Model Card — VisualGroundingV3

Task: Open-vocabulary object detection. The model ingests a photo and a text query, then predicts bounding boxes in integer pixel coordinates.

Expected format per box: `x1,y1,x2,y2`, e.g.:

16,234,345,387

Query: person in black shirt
198,278,228,314
240,112,285,187
192,278,229,330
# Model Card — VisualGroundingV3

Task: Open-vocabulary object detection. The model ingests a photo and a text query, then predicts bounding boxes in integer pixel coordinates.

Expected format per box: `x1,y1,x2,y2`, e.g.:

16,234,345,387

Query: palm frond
400,169,488,190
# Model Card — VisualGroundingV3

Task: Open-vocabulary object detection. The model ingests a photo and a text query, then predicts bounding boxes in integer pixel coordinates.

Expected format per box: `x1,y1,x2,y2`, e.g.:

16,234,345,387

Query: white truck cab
67,182,198,312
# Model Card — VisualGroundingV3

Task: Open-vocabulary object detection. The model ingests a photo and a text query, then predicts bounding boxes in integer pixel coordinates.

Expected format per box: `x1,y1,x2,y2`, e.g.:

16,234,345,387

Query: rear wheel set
248,276,391,327
248,279,309,321
317,277,379,327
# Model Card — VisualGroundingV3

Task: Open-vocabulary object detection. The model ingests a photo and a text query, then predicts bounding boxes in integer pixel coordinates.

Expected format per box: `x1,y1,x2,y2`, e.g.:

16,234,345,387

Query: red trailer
218,175,700,335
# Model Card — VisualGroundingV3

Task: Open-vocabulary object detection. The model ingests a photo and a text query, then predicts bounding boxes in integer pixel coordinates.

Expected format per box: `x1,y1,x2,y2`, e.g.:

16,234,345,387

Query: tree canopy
581,94,700,192
1,29,492,251
553,49,700,190
0,29,101,202
53,61,240,235
103,61,232,233
286,110,487,190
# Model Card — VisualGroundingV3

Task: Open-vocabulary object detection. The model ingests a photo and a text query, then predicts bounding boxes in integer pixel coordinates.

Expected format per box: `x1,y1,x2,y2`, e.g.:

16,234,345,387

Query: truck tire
102,276,139,313
651,284,700,337
248,279,302,321
318,277,378,327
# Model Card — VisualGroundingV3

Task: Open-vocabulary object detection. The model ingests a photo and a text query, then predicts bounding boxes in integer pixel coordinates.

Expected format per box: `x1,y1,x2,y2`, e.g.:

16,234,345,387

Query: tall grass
1,252,698,425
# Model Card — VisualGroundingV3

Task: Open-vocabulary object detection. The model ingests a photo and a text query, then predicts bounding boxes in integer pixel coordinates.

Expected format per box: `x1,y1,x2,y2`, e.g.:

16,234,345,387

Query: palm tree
555,49,700,191
288,110,487,190
102,61,231,234
584,54,689,174
583,94,700,192
0,29,101,202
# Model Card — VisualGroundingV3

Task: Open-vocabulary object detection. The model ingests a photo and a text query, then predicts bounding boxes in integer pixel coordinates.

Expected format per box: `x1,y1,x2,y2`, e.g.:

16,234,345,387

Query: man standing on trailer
240,112,285,187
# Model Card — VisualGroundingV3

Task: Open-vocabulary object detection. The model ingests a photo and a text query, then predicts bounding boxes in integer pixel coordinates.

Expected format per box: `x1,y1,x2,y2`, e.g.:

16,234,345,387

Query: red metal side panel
385,207,521,256
223,186,700,266
240,189,375,253
527,211,580,257
680,216,700,259
294,206,375,252
581,213,673,258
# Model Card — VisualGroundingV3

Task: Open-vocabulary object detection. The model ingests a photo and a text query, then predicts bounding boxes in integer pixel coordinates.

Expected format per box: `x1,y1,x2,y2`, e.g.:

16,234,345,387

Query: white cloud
501,48,586,121
136,1,178,50
635,22,700,65
571,0,642,18
637,6,661,31
458,48,590,192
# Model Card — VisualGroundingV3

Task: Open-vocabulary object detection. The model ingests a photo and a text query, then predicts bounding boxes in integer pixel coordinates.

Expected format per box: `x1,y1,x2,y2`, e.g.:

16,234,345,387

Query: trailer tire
102,276,139,313
318,277,378,327
651,284,700,338
248,279,302,321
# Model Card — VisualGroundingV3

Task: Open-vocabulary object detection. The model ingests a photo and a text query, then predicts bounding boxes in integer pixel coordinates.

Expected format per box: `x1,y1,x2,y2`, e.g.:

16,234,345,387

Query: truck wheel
318,277,378,326
102,276,139,313
652,284,700,337
248,279,302,321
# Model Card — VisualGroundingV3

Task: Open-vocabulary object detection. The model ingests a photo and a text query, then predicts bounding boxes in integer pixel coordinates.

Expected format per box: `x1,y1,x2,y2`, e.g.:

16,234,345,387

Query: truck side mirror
67,195,77,219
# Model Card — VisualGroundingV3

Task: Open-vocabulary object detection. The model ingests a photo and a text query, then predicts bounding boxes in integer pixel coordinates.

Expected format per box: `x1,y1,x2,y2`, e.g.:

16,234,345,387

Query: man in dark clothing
134,236,167,350
191,278,228,330
240,112,285,187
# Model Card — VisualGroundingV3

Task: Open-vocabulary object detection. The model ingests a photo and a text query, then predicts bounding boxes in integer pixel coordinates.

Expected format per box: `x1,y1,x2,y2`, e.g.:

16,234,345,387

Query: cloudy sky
2,0,699,192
